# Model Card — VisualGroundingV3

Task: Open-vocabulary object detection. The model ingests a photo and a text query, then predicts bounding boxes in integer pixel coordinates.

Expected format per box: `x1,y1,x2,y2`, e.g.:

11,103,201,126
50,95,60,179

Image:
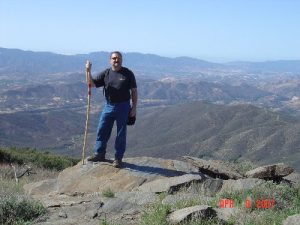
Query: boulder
183,156,244,179
245,163,294,179
187,178,224,196
136,174,204,194
220,178,265,192
168,205,216,224
283,172,300,186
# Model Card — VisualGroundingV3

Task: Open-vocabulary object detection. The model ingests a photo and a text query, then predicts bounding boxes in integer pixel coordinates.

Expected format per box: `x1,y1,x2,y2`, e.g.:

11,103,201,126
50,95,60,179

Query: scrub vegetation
0,147,80,224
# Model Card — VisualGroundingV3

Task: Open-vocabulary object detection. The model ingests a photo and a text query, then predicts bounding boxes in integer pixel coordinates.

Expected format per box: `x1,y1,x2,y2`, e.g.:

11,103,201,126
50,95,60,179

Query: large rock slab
24,157,198,197
136,174,204,194
56,163,146,195
34,196,140,225
245,163,294,179
24,157,200,225
168,205,216,224
32,191,156,225
183,156,244,179
115,191,159,205
33,193,97,208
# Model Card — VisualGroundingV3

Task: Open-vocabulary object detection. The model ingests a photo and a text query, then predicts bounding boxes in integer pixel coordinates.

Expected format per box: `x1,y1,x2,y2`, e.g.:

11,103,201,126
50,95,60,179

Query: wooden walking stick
82,61,92,165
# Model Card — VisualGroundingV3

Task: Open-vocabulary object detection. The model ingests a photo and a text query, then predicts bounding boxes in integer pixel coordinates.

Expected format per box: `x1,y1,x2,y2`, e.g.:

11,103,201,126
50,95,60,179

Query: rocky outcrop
283,172,300,187
245,163,294,180
24,157,198,197
23,156,297,225
168,205,216,224
136,174,204,194
24,157,202,224
220,178,265,192
183,156,244,179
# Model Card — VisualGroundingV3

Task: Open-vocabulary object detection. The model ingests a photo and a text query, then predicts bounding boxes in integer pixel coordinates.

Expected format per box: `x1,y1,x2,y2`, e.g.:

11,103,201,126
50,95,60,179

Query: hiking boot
87,155,105,162
112,159,122,168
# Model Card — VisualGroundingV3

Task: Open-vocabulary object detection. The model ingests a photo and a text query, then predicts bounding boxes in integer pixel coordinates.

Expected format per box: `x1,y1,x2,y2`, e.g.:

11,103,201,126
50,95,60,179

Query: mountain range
0,101,299,171
1,47,300,172
2,47,300,77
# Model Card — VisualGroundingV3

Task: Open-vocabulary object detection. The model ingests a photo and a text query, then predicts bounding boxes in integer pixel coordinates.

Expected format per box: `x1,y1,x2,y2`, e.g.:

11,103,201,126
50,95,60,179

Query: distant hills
0,47,220,77
0,75,290,114
127,102,300,171
228,60,300,73
1,47,300,76
1,47,300,172
0,102,299,171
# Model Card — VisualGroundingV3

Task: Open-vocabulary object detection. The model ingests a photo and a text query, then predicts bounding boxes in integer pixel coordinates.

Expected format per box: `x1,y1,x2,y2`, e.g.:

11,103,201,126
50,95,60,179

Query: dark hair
110,51,122,58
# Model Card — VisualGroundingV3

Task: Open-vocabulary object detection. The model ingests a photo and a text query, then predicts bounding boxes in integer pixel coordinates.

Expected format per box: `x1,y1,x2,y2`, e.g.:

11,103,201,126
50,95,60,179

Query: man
85,51,138,168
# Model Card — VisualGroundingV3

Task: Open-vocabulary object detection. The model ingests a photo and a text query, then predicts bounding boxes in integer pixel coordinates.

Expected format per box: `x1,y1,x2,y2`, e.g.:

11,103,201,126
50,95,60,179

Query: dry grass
0,163,59,224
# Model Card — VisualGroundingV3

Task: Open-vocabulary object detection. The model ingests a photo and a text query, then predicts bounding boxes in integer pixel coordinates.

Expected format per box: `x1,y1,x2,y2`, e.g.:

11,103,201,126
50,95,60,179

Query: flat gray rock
25,157,197,197
245,163,294,179
115,191,158,205
183,156,244,179
137,174,204,193
187,178,224,196
24,157,199,225
220,178,265,192
283,172,300,186
168,205,216,224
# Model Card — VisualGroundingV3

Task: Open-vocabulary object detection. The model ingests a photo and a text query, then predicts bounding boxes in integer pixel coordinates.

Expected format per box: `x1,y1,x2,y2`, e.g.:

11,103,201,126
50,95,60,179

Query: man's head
110,51,123,71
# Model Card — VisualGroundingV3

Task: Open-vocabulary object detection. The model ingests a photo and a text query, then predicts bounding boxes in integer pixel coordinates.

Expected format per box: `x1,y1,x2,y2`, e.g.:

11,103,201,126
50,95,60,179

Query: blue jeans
94,101,130,160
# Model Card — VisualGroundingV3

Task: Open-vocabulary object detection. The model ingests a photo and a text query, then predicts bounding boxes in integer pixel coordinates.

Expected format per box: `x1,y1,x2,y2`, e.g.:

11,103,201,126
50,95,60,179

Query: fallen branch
10,163,18,183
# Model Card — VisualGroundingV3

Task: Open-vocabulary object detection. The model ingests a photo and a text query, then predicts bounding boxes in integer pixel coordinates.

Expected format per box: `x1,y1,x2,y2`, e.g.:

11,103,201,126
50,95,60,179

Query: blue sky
1,0,300,62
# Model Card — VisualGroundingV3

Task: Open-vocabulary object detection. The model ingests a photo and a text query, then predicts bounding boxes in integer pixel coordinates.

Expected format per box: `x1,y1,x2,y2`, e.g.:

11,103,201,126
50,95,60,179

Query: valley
1,48,300,171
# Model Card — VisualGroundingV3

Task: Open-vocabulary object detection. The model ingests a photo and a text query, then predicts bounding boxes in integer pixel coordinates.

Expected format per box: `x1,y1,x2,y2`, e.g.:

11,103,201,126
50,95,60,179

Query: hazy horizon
2,46,300,64
1,0,300,63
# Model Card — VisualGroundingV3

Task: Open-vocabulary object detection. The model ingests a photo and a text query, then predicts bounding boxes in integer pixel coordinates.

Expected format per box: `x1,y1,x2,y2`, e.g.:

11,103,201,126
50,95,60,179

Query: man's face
110,53,122,69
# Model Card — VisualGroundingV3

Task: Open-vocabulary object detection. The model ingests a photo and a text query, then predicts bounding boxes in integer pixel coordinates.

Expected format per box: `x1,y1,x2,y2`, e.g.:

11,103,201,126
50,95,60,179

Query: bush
102,188,115,198
0,147,80,171
140,203,171,225
0,195,46,225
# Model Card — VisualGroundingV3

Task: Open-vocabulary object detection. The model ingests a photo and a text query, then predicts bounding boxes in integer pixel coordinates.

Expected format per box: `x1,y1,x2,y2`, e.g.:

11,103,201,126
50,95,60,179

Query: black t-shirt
93,67,137,103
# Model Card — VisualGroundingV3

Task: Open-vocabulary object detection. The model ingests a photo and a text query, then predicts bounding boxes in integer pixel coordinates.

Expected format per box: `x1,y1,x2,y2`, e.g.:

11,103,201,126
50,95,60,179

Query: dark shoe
112,159,122,168
87,155,105,162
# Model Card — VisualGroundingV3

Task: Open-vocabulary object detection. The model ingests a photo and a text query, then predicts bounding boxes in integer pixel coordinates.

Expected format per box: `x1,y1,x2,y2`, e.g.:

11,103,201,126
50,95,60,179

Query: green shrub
102,188,115,198
140,203,171,225
0,147,80,171
0,195,46,225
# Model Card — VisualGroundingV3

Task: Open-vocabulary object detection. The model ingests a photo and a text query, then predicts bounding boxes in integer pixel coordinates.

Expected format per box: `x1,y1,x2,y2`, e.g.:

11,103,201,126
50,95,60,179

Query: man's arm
130,88,138,117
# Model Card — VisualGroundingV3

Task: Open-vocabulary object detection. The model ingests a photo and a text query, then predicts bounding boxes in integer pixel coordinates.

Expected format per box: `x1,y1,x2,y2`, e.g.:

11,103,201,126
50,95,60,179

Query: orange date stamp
219,198,276,209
